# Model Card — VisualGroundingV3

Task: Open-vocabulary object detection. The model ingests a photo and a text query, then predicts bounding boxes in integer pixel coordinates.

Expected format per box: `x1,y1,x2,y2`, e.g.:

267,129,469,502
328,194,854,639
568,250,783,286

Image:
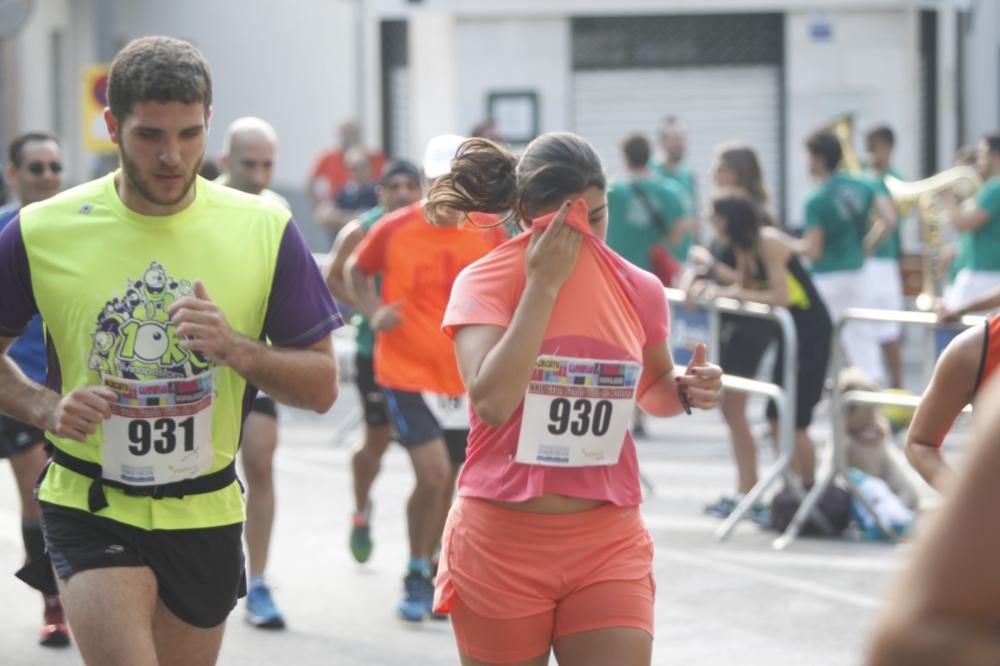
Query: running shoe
39,596,70,648
749,503,771,528
704,495,739,519
398,572,431,622
245,582,286,629
350,511,374,564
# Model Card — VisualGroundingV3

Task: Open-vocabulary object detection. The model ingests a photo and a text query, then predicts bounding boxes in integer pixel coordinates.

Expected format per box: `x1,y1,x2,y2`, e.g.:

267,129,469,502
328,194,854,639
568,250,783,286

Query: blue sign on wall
808,13,834,42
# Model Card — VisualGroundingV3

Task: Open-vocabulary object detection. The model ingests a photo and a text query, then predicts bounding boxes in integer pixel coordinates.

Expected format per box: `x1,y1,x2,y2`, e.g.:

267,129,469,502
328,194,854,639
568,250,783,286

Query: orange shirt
310,149,386,198
353,202,506,394
975,315,1000,397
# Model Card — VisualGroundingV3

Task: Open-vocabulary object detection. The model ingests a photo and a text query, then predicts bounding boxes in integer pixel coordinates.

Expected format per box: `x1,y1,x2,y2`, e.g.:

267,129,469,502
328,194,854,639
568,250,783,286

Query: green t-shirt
956,177,1000,273
650,161,696,260
864,167,902,261
352,205,385,357
651,160,695,202
606,177,686,270
804,172,876,273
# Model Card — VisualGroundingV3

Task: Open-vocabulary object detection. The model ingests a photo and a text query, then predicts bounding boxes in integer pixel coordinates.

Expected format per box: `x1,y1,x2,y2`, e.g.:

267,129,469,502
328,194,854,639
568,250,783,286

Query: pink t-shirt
442,203,670,507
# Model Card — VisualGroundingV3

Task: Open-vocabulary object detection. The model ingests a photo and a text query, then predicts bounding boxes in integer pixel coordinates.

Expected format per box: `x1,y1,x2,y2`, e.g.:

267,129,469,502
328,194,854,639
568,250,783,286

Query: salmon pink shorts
434,497,655,663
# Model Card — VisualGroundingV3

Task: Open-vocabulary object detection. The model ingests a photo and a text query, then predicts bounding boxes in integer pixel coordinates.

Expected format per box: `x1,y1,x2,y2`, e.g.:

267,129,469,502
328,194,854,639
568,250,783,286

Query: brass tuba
884,166,981,310
825,114,863,174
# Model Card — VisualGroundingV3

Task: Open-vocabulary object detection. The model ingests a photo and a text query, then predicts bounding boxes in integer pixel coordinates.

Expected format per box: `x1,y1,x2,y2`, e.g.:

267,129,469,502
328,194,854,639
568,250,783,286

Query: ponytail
425,132,606,229
424,138,519,227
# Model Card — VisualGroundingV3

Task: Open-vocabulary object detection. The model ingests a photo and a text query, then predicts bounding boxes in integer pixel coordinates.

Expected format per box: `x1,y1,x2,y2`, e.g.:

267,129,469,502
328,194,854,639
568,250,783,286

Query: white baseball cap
422,134,467,179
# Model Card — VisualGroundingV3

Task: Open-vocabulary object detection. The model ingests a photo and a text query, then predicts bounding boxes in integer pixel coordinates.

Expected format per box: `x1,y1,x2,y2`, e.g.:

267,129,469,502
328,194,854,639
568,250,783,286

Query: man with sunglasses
0,131,70,648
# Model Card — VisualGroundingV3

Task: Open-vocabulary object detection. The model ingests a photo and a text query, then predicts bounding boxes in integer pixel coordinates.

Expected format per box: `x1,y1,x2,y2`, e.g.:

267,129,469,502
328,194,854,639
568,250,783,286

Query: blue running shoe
246,582,286,629
398,572,429,622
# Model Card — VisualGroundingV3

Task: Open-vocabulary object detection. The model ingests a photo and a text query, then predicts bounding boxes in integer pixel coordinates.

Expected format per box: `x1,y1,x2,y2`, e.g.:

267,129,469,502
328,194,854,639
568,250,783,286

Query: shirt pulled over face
443,200,670,507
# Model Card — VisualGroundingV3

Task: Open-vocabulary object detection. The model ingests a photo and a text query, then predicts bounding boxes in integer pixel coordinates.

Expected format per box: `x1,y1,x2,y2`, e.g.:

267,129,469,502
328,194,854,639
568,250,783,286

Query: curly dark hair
108,36,212,120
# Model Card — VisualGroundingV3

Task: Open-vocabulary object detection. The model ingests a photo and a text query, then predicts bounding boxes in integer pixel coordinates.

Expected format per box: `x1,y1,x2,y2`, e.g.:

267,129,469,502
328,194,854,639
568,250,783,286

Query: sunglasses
26,161,63,176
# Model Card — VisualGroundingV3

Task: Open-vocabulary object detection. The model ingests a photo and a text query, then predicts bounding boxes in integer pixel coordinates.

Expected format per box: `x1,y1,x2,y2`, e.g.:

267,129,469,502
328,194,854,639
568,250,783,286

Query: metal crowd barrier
663,288,800,541
773,307,983,550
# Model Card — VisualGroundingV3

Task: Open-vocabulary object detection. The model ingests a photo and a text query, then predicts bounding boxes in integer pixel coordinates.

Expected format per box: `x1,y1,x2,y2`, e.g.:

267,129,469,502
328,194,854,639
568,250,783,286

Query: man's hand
370,301,404,332
169,281,241,366
48,386,116,442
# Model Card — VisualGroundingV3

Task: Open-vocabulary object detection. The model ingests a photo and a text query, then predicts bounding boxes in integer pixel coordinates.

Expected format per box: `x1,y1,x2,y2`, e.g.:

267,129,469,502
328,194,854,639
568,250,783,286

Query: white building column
409,10,458,160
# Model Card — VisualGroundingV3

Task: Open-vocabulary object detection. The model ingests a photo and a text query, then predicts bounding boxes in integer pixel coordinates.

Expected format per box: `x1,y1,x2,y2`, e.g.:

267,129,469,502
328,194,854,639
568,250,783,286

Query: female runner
423,133,722,666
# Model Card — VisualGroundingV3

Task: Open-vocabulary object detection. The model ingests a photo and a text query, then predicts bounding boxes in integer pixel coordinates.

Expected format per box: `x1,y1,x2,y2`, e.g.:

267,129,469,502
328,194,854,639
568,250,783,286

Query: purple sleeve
262,220,343,347
0,217,39,337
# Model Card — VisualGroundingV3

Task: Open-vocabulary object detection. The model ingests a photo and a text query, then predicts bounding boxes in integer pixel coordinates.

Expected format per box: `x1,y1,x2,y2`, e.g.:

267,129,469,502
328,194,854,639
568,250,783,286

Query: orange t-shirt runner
353,202,506,395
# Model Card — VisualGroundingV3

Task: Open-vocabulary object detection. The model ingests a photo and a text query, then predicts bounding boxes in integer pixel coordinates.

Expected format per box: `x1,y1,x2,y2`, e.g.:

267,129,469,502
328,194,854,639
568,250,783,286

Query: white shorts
813,270,887,386
943,269,1000,309
862,259,904,343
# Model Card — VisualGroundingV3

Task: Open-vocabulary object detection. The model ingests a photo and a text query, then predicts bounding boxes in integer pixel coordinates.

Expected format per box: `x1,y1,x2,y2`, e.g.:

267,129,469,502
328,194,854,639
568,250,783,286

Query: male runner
216,116,290,628
0,36,341,665
0,131,70,647
324,160,422,564
346,135,506,621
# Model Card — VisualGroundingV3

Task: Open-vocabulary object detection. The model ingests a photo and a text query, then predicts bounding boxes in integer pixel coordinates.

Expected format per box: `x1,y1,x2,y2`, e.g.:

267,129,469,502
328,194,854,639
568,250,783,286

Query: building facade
1,0,996,241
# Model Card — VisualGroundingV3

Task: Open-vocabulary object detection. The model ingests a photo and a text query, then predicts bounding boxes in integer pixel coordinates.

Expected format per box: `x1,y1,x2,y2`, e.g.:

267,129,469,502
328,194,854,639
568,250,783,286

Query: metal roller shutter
573,65,782,223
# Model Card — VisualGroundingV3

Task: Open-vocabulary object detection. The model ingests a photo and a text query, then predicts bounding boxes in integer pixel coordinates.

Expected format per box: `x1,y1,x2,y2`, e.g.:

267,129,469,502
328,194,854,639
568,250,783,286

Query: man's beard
119,143,201,208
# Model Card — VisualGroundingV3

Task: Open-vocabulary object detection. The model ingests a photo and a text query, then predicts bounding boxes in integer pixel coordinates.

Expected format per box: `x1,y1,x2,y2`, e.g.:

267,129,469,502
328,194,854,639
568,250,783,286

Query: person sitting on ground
840,366,919,511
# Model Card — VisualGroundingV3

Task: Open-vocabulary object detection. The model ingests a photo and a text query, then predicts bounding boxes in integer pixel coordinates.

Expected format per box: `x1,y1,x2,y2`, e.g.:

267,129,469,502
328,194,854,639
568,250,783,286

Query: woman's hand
688,245,713,267
677,343,723,410
525,201,583,296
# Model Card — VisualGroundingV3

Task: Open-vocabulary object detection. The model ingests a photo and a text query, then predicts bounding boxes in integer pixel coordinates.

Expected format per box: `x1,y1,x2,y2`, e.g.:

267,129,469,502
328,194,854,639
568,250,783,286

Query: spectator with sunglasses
0,131,70,648
1,133,63,220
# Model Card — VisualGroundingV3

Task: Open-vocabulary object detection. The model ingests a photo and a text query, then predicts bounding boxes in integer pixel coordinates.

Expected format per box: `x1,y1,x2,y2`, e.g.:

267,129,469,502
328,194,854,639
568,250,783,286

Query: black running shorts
37,503,246,628
381,388,468,465
250,395,278,419
355,354,391,427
